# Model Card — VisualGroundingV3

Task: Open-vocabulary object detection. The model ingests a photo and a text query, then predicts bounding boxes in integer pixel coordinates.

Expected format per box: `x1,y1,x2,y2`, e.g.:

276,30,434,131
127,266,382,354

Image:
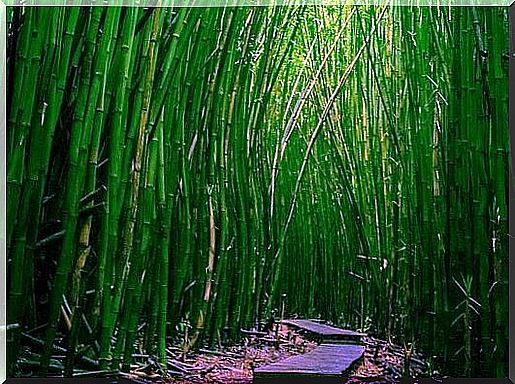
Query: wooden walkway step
254,343,365,383
282,319,366,343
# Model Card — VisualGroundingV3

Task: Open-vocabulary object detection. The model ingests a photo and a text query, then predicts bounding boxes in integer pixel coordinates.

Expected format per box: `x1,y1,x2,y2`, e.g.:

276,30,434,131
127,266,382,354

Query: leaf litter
125,323,429,384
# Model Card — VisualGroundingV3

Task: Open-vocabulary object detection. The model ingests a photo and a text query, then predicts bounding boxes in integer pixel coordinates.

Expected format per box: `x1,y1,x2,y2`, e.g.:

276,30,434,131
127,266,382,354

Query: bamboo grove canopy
6,5,509,378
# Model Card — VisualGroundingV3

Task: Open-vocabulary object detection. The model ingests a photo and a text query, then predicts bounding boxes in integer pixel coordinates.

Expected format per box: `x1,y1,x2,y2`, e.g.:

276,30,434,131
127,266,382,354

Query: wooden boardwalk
254,343,365,381
253,320,366,383
282,319,366,342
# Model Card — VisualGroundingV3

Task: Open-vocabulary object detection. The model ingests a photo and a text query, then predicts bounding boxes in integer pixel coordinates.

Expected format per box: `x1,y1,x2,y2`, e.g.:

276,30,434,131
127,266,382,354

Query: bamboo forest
5,4,510,382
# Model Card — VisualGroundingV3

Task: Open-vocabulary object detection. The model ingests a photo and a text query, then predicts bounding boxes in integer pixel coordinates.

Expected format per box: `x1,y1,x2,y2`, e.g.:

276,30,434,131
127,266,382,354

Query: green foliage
5,5,509,378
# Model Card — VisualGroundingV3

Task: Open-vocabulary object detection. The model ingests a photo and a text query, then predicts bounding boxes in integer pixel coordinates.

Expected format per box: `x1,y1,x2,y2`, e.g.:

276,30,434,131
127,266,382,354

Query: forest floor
124,324,429,384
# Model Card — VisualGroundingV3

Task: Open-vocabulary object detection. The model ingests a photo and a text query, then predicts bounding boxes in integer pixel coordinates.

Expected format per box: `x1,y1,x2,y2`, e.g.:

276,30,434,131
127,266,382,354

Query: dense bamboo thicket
6,5,509,378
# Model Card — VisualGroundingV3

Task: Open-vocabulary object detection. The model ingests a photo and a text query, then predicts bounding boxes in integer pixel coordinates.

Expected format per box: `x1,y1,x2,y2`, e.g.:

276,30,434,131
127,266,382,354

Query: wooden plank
254,376,346,384
254,344,365,381
281,319,366,341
